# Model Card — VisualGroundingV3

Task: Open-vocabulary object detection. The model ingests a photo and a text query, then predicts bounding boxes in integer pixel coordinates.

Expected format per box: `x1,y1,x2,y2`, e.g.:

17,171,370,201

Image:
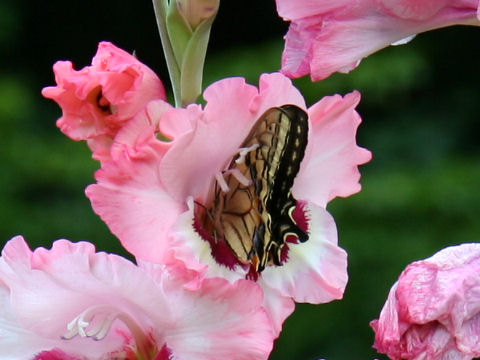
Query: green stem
152,0,182,107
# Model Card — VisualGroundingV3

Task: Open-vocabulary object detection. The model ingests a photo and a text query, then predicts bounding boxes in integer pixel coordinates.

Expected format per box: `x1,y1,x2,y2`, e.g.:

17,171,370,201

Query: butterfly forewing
205,105,309,273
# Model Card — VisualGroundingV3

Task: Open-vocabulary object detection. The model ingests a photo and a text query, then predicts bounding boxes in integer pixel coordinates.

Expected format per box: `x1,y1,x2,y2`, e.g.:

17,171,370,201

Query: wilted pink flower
42,41,167,162
0,236,274,360
371,243,480,360
82,72,371,334
276,0,480,80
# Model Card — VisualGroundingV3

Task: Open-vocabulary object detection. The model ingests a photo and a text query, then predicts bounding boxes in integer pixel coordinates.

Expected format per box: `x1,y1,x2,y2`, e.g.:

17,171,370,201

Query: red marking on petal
285,234,299,244
293,201,309,234
280,201,310,264
246,265,259,281
154,345,173,360
34,349,82,360
193,203,243,271
280,243,290,264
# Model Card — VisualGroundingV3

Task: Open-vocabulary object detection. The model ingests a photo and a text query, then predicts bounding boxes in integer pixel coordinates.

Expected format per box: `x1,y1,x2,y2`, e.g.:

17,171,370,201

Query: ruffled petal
293,91,371,207
0,236,275,360
42,41,166,162
0,237,129,358
86,128,182,263
260,204,347,304
371,243,480,360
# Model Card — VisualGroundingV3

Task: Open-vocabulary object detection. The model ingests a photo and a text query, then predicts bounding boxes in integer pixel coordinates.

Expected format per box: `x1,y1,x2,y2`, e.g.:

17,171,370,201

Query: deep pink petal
293,91,371,207
42,41,166,162
371,243,480,360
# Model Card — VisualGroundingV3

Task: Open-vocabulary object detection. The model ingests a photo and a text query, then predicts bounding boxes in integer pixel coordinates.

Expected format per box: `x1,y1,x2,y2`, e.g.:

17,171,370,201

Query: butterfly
199,105,309,273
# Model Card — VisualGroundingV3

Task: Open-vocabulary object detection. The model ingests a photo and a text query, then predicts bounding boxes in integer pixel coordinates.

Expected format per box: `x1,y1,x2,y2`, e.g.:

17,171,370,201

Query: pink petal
293,91,371,207
160,73,306,202
276,0,352,20
42,41,166,161
278,0,480,80
0,281,62,359
0,237,127,358
163,277,274,360
260,204,348,304
258,286,296,337
371,243,480,360
92,42,166,119
86,136,183,263
0,236,275,359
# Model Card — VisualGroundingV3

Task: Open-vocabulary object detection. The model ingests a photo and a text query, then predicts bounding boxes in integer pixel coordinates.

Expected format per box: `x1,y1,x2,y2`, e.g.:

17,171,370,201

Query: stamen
235,144,259,165
215,172,230,193
63,305,154,359
224,168,251,186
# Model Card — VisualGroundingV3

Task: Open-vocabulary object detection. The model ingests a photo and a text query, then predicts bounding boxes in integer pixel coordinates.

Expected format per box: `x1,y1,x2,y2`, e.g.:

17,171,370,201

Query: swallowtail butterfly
199,105,309,274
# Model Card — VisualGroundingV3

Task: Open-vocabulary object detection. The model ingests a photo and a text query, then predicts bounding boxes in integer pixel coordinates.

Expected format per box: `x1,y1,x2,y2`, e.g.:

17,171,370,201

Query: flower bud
176,0,219,29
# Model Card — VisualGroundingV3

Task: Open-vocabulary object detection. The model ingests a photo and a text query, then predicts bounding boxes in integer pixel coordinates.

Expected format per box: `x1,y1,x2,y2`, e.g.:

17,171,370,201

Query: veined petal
293,91,371,208
260,204,348,304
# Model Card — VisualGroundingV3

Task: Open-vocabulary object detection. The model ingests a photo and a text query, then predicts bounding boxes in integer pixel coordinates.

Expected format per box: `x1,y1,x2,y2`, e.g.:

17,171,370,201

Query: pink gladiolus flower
371,243,480,360
82,72,371,334
276,0,480,80
0,236,274,360
42,41,167,162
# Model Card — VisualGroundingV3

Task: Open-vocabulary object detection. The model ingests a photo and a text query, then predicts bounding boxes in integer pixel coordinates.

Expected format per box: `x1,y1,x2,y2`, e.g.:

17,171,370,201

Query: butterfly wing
207,105,309,272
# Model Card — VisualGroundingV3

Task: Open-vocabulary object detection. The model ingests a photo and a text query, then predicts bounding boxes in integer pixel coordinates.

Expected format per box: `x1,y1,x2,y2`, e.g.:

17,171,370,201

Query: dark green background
1,1,479,359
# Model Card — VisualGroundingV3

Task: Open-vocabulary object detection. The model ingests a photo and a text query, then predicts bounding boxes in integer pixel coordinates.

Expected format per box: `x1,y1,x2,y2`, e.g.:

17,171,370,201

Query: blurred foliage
1,1,479,359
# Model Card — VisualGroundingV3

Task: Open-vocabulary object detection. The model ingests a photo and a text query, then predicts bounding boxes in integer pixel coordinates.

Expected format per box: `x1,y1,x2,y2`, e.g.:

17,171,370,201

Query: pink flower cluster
1,40,371,359
3,0,480,358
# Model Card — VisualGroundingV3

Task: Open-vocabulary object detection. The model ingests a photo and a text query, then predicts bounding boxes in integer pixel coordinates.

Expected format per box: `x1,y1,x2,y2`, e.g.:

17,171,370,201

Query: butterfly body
203,105,309,273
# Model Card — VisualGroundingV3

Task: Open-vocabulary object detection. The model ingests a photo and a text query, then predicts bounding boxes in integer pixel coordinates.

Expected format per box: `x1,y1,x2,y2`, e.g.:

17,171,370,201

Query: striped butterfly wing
207,105,309,273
